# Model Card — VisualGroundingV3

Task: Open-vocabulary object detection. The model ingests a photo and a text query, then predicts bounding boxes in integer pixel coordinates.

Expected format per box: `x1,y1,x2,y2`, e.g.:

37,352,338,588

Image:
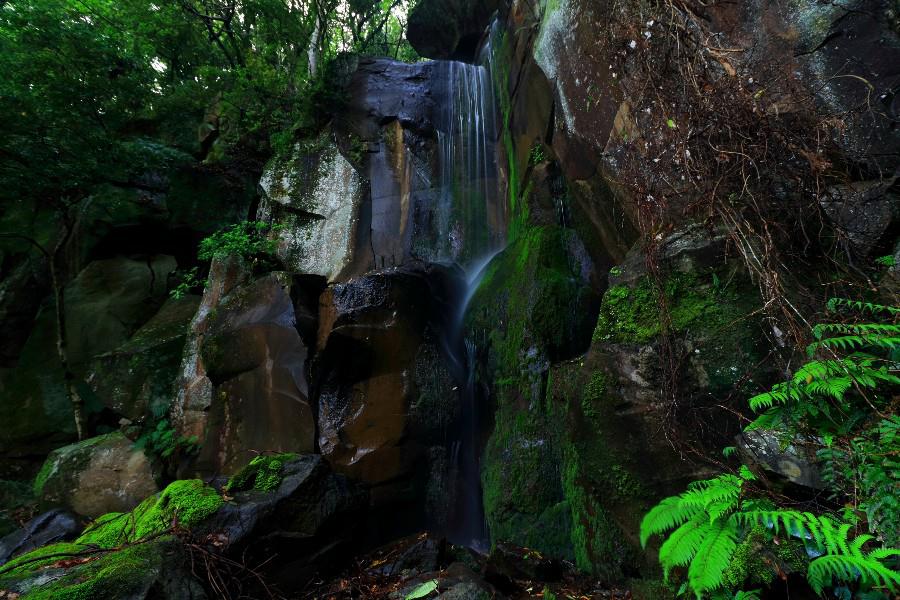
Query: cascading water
432,47,504,551
433,57,503,268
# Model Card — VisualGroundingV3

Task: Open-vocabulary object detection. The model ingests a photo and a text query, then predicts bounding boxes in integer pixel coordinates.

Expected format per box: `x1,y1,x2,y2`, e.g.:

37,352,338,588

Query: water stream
433,48,503,551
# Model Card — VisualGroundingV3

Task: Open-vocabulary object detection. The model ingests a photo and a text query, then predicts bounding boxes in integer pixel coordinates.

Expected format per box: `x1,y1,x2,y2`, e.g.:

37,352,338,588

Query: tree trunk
50,260,86,440
307,1,321,78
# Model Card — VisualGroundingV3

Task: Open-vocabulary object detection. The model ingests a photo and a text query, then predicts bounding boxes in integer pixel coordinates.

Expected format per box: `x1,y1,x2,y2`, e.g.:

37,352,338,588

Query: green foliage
642,298,900,597
0,0,416,235
642,469,900,598
134,419,198,461
168,267,203,300
224,452,298,493
197,220,280,263
529,142,547,166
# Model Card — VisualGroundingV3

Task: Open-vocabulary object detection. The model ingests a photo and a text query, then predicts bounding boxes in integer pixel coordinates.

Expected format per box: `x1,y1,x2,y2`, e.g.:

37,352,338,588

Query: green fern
642,297,899,597
807,543,900,594
826,298,900,316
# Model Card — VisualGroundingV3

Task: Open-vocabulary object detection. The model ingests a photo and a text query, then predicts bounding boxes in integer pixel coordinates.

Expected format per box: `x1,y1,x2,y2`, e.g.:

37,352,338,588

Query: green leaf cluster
197,220,280,263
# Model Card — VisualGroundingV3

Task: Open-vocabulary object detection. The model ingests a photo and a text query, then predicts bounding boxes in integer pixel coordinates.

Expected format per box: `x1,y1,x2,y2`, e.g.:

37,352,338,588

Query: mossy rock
33,432,159,519
223,453,299,493
76,479,222,548
466,225,599,372
0,537,205,599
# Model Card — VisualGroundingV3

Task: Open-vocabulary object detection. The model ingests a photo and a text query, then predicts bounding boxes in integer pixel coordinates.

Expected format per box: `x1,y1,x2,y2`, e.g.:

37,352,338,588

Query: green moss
0,542,90,577
592,271,752,346
721,528,777,589
224,453,298,493
1,539,171,600
31,459,56,497
77,480,222,548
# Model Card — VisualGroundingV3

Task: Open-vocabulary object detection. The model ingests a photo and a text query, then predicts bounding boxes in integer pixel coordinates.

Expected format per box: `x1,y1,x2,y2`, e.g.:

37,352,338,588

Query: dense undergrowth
642,298,900,598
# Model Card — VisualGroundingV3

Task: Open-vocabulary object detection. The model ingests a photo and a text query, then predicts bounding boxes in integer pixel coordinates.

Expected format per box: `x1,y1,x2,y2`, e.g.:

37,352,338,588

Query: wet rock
188,272,317,475
172,256,249,455
820,179,898,257
485,542,563,585
341,57,504,270
0,509,80,566
316,263,464,520
393,563,498,600
205,455,367,589
258,133,367,281
33,432,159,518
88,295,201,422
737,430,825,490
407,0,500,60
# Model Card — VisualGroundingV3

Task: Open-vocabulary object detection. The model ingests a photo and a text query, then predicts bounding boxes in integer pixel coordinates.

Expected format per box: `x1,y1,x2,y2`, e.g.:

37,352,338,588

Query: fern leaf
733,591,761,600
687,518,738,596
827,298,900,316
658,518,711,573
641,496,701,547
808,554,900,594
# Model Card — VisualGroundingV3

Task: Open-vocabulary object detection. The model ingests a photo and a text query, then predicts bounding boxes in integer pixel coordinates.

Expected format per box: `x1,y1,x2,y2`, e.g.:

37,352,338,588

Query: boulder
33,433,159,518
0,255,177,469
316,263,464,525
820,179,898,257
0,536,207,600
8,456,365,598
258,133,367,281
205,454,367,589
0,509,80,566
64,255,177,368
188,272,317,475
737,430,825,490
88,295,201,422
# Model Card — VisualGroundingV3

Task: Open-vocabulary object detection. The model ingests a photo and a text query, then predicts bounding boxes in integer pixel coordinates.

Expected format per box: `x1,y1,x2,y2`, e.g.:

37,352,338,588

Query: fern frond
807,553,900,594
826,298,900,316
814,323,900,337
641,496,702,547
741,510,811,539
658,518,711,573
732,591,761,600
687,518,739,596
810,335,900,354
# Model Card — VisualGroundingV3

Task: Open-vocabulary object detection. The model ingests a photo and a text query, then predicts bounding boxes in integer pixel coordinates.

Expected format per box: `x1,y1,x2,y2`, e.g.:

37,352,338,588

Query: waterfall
434,57,503,268
434,46,503,552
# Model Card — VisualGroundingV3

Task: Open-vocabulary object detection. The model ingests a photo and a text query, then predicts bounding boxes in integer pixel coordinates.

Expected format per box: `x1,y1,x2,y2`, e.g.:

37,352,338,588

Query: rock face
178,267,319,475
316,262,464,530
33,433,159,518
407,0,501,60
88,295,201,421
0,256,177,474
258,134,367,282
